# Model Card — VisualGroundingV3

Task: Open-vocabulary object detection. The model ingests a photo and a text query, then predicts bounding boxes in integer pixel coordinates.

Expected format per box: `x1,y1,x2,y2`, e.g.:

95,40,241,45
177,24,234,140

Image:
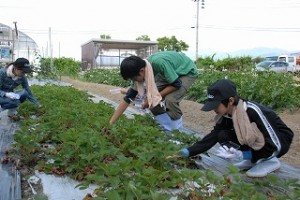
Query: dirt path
61,76,300,168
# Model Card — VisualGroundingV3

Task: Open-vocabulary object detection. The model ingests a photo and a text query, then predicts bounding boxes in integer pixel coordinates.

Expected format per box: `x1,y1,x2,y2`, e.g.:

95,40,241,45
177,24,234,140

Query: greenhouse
0,22,40,66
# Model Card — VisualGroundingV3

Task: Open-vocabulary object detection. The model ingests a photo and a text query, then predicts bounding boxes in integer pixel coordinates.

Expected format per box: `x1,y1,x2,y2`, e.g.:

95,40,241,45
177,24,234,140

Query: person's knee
165,89,185,103
162,100,181,120
150,105,166,116
167,110,181,120
17,90,29,102
2,102,19,109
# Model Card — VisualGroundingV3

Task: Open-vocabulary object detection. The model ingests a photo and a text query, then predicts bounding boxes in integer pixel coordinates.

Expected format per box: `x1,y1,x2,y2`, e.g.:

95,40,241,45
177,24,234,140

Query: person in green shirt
109,51,198,132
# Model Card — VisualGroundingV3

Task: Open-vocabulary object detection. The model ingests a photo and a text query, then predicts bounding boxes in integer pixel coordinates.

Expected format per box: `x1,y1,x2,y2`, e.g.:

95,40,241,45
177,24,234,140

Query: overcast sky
1,0,299,60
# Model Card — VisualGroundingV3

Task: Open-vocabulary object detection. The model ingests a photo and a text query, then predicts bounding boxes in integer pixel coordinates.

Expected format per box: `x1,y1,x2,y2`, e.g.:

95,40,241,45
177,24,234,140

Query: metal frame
0,23,39,65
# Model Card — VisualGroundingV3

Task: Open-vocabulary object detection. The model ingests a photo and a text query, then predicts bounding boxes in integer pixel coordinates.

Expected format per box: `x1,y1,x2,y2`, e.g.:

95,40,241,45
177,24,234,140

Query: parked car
255,61,293,73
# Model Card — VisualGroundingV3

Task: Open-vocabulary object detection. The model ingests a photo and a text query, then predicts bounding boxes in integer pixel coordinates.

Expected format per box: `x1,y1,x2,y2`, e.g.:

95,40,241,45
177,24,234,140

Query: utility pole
195,0,199,60
48,27,52,58
12,21,18,61
48,27,54,69
192,0,205,61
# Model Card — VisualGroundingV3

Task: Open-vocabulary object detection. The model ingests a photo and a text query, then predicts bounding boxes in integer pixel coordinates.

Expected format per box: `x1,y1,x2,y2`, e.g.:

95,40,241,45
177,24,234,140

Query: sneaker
8,115,20,121
246,157,281,178
7,108,18,117
234,160,255,170
7,108,20,121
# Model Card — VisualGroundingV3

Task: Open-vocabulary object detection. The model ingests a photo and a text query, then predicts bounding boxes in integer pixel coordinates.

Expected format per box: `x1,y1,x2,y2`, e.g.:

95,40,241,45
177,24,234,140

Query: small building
81,39,158,70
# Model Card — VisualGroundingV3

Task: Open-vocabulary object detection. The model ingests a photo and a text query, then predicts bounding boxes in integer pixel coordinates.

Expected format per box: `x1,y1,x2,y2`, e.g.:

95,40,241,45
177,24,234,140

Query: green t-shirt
147,51,198,83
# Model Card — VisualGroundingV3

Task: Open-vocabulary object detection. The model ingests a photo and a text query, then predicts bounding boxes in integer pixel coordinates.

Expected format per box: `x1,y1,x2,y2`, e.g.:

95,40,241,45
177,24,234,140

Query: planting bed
2,77,300,199
61,76,300,168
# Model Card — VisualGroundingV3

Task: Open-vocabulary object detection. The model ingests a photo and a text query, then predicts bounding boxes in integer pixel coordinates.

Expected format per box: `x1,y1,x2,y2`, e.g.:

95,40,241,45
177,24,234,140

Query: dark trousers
150,75,197,120
0,89,29,109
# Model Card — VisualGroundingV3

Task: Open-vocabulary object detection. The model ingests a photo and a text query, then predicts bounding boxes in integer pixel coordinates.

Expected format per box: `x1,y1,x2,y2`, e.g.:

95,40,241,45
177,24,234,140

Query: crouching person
0,58,41,120
178,79,293,177
109,51,198,132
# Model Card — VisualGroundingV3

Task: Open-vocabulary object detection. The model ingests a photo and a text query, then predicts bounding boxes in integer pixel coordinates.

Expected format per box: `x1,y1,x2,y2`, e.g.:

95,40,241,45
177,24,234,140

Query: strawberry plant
38,57,81,80
10,84,300,199
188,67,300,110
78,55,300,111
83,68,131,87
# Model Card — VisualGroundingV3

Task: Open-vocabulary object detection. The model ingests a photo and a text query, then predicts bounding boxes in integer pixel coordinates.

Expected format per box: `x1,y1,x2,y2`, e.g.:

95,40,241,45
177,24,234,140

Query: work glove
6,92,20,100
160,100,166,111
216,145,243,160
179,148,190,158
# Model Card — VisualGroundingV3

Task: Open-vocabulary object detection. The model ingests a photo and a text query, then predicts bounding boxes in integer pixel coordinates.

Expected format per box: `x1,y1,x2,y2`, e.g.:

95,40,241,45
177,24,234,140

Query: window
288,57,295,62
0,46,11,59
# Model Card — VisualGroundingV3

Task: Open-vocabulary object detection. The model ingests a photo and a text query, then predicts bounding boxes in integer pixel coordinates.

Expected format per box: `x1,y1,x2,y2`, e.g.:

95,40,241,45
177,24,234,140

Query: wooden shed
81,39,158,70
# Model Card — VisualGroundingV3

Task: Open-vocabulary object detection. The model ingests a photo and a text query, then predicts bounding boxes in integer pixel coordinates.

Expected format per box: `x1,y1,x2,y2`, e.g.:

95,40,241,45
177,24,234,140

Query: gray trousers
150,75,197,120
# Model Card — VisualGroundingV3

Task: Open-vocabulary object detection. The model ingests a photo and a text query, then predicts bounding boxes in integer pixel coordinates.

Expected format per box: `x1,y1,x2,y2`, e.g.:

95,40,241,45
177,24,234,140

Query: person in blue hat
0,57,40,120
177,79,294,177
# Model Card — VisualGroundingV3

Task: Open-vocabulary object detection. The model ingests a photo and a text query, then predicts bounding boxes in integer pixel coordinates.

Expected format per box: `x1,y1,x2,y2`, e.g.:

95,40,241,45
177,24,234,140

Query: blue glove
179,148,190,158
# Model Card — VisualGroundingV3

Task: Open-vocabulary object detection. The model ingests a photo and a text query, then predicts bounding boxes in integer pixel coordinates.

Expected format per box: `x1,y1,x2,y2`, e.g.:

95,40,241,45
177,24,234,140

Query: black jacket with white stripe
187,101,294,163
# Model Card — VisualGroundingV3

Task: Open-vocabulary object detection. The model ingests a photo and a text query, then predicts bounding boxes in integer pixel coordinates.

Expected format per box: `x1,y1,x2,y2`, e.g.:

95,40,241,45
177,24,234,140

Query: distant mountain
199,47,300,59
229,47,296,57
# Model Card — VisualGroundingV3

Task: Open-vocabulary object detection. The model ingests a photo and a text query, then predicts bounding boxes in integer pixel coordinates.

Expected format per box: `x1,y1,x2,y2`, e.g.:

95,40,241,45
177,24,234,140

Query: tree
100,34,111,39
136,35,151,41
157,36,189,52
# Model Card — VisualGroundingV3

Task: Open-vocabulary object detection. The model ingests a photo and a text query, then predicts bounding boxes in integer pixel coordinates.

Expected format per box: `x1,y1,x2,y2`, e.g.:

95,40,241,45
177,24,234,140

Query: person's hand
120,88,128,94
216,145,243,160
142,99,149,109
6,92,20,100
178,148,190,158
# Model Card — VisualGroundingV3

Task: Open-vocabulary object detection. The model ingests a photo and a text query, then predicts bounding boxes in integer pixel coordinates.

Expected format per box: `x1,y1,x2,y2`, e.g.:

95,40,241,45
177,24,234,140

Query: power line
19,22,300,39
199,24,300,32
21,29,121,35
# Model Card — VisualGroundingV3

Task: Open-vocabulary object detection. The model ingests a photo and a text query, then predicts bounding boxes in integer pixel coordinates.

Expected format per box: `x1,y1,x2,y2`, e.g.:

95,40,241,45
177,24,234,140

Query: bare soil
60,76,300,168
